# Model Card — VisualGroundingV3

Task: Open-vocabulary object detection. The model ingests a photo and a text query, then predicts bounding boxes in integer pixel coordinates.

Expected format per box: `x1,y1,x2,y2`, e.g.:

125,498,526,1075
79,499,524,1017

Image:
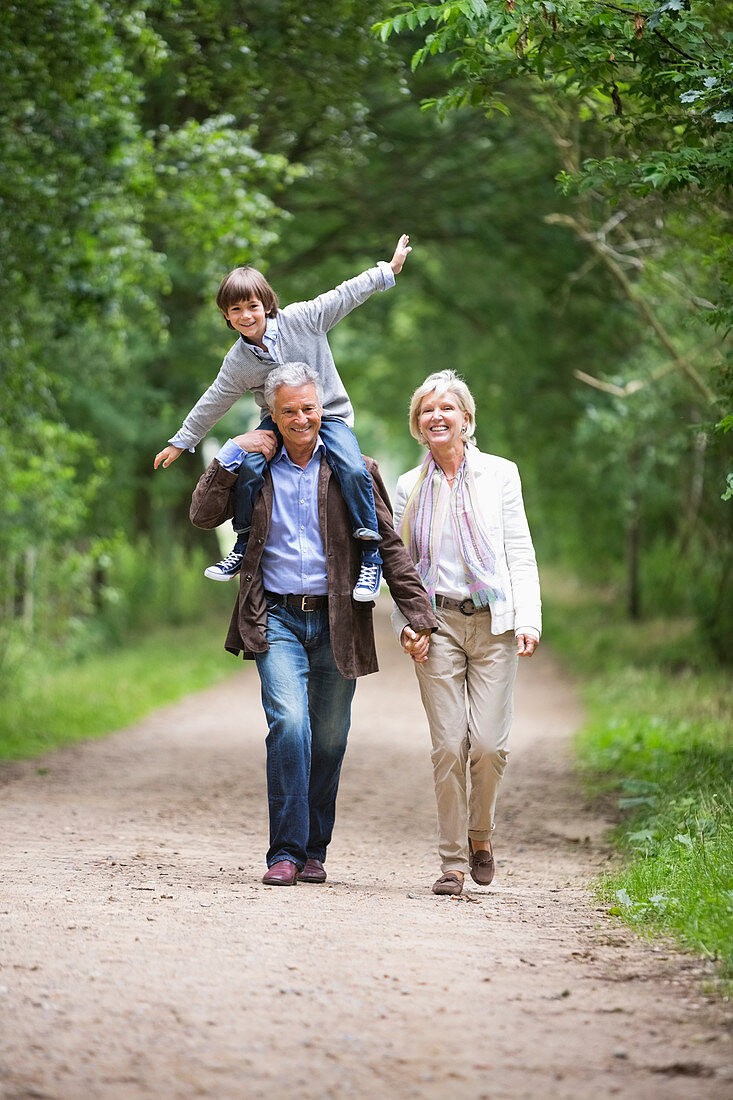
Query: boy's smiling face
224,297,267,345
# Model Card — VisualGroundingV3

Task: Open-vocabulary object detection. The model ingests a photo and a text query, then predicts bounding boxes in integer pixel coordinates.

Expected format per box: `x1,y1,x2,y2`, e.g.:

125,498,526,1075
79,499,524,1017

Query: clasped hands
401,626,431,663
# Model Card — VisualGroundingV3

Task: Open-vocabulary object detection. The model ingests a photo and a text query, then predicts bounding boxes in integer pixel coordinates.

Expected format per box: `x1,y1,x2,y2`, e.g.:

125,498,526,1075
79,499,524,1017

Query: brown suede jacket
190,455,438,679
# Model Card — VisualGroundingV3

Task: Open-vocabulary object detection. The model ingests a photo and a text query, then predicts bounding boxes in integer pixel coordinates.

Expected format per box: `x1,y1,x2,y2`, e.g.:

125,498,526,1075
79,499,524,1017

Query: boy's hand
154,444,184,469
389,233,412,275
232,429,278,460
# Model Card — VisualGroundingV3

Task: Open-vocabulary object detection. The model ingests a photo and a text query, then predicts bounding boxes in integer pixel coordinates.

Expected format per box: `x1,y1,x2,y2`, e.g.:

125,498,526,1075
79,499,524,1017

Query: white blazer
391,445,542,640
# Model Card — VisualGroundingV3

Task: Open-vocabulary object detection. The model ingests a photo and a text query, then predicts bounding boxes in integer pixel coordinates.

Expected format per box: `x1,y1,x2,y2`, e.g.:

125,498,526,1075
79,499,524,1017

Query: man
190,362,438,886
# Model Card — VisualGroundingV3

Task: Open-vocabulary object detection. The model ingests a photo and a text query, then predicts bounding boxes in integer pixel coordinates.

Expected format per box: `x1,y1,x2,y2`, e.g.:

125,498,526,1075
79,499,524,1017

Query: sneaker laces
356,562,381,587
218,549,244,569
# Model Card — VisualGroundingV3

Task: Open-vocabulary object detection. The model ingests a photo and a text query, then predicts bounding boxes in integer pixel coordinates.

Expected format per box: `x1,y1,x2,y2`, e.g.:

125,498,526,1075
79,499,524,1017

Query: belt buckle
299,595,318,612
459,598,476,616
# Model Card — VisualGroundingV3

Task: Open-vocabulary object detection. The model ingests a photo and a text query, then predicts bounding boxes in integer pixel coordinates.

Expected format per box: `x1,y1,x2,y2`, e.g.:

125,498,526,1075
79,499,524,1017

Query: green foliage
0,615,237,762
1,1,730,688
546,573,733,973
149,118,295,270
376,2,733,146
603,782,733,971
0,420,106,551
0,0,305,662
375,0,733,319
375,0,733,651
91,536,232,645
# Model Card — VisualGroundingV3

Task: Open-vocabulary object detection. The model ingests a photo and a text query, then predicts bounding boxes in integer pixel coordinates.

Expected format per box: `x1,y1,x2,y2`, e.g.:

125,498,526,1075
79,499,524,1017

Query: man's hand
232,429,279,460
154,444,184,469
516,633,539,658
401,625,431,663
389,233,412,275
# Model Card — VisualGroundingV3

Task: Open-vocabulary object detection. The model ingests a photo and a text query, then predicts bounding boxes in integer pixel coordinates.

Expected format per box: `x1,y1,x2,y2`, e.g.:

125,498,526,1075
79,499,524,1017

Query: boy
154,235,411,601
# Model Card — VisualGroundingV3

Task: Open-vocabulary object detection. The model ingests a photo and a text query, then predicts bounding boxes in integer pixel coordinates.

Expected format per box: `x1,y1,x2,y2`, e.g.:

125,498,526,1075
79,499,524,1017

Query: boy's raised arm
294,233,412,335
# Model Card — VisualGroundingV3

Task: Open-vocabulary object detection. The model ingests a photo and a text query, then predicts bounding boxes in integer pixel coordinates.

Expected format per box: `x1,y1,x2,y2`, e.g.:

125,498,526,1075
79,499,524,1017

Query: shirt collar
239,315,279,354
272,435,325,468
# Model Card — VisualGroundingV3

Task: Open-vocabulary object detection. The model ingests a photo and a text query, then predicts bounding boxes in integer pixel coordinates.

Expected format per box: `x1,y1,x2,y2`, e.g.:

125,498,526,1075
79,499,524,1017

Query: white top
433,511,472,600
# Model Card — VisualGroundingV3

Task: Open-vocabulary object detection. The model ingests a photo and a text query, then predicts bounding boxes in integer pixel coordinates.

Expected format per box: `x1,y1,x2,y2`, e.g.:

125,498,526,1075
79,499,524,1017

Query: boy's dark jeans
232,416,381,560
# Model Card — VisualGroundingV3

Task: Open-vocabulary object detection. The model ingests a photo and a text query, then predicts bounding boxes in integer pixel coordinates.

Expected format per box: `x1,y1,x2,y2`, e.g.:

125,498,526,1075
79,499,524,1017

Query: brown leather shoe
432,872,463,896
299,858,327,883
262,860,299,886
468,838,495,885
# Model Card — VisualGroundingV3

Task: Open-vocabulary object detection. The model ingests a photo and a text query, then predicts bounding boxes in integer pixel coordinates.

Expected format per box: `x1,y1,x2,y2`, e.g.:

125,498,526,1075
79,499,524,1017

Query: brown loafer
262,860,299,886
432,872,463,896
299,858,327,884
468,838,495,886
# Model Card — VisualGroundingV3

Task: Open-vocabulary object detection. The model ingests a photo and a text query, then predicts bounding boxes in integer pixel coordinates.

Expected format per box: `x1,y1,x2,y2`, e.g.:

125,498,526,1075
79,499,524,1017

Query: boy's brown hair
216,266,279,328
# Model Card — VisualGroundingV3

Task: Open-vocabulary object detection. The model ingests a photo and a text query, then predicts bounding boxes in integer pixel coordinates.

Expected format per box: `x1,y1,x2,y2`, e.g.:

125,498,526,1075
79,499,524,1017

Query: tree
375,0,733,640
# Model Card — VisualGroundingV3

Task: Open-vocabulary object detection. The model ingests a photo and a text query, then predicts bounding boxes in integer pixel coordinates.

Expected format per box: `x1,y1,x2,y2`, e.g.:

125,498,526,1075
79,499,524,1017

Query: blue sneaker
352,561,382,602
204,549,244,581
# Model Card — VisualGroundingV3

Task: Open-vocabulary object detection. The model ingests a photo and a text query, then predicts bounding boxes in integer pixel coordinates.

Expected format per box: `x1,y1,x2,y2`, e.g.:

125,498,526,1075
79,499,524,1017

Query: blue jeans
232,416,381,559
254,601,356,869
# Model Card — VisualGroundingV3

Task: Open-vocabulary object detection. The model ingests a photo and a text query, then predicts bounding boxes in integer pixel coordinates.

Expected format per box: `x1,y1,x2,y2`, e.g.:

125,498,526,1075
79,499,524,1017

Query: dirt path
1,600,731,1100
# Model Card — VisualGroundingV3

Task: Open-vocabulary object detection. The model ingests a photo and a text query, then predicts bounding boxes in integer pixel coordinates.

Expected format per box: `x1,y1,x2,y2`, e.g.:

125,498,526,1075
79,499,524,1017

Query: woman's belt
434,594,489,616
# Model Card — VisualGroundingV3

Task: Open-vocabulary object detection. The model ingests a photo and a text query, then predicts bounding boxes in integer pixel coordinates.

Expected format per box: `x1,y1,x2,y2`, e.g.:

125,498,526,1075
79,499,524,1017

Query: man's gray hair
264,362,323,408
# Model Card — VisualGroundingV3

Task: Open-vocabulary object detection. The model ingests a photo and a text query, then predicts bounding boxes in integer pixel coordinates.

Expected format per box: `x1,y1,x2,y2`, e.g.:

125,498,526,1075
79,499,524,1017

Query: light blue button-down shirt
215,436,328,595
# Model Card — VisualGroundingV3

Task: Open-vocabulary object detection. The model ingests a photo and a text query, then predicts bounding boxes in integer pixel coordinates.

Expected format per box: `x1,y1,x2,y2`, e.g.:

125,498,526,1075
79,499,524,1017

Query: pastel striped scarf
399,447,505,609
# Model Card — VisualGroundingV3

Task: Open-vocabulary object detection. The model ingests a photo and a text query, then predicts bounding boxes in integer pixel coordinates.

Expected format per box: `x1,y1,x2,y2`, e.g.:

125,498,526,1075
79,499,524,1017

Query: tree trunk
627,449,642,621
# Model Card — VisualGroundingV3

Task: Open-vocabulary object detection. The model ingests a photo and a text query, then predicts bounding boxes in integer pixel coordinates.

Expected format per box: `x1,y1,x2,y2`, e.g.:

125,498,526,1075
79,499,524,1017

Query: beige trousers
414,608,518,874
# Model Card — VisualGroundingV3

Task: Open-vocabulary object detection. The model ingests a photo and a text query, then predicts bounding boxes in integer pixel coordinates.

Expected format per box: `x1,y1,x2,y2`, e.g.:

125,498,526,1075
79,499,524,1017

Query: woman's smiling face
418,389,469,451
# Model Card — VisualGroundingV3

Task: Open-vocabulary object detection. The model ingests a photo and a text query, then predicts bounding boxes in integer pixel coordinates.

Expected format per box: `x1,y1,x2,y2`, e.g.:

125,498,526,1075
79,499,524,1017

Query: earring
461,426,467,435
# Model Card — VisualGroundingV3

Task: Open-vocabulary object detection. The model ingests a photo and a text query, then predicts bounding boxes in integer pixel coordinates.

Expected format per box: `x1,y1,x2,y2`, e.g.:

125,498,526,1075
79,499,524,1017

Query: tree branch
574,339,723,399
546,211,721,406
598,3,641,16
574,360,677,397
651,29,701,64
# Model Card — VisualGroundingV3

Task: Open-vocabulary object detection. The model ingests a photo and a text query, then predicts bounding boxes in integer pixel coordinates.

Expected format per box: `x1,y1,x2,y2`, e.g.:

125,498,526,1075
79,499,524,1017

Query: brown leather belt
434,594,488,616
265,592,328,612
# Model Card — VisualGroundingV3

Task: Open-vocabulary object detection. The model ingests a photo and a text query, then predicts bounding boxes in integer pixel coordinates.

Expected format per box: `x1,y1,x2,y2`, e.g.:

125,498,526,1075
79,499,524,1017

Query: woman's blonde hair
408,370,477,446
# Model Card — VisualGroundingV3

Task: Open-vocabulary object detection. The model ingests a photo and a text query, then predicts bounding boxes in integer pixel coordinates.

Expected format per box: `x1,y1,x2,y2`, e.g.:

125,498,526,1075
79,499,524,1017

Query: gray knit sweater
174,263,392,448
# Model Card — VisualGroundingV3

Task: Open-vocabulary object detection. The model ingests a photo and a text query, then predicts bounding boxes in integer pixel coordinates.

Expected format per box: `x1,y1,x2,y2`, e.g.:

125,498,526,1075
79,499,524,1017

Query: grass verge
543,570,733,978
0,617,243,761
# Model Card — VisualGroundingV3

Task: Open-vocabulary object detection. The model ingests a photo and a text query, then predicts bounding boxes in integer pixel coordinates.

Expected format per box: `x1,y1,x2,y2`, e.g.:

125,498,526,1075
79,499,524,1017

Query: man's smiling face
270,382,322,462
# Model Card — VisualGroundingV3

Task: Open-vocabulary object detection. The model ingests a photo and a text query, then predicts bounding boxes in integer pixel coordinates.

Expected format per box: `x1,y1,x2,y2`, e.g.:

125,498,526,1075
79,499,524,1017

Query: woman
392,370,541,896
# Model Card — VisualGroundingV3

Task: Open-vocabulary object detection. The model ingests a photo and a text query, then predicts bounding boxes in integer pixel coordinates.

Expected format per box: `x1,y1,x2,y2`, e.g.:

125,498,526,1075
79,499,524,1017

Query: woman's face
418,389,469,450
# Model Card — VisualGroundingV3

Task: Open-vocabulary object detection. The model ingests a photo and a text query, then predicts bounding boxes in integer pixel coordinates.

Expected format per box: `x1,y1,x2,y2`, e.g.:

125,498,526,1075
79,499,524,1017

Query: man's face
224,297,267,343
271,382,322,456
